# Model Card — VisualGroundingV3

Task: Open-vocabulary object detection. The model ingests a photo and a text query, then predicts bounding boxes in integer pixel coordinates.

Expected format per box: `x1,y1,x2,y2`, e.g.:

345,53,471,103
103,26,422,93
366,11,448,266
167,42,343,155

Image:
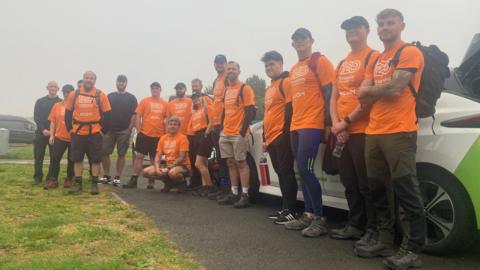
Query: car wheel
398,165,477,255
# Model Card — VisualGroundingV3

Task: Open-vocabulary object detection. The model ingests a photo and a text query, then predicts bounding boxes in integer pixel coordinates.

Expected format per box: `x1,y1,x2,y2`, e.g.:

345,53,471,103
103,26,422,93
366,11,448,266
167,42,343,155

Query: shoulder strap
238,84,246,103
364,49,376,68
278,77,286,98
390,44,412,67
335,60,345,79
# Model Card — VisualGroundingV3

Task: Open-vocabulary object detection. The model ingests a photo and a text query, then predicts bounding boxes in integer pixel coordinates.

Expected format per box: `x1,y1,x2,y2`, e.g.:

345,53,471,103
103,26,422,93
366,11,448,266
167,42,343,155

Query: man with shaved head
65,71,112,195
33,80,62,185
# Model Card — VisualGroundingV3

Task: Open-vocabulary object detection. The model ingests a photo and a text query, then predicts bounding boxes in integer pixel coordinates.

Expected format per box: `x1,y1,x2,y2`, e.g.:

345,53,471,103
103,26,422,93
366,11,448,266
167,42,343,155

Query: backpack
71,89,104,134
390,42,450,118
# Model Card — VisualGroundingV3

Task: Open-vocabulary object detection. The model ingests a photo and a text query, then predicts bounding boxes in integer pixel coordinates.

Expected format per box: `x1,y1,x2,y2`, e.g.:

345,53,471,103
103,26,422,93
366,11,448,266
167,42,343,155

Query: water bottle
332,142,345,158
259,152,270,186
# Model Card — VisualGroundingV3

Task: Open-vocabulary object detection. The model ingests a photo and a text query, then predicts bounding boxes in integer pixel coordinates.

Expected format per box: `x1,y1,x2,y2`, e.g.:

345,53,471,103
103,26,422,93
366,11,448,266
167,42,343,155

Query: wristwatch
344,116,352,125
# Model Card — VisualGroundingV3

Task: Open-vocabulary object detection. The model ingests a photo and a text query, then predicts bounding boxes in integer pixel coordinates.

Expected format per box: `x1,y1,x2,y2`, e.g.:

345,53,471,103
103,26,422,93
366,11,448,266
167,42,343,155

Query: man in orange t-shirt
284,28,334,237
44,84,75,189
143,116,191,192
355,9,425,268
217,61,256,208
260,50,297,224
65,71,112,195
123,82,168,189
329,16,379,242
167,82,192,135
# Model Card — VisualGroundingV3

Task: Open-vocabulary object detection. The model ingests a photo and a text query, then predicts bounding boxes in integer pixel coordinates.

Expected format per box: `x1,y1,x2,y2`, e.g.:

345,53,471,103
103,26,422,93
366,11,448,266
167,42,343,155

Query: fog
0,0,478,117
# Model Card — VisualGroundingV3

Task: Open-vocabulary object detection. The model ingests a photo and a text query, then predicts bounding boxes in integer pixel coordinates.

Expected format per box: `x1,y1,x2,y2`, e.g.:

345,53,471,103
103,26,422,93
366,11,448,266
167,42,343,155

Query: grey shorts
102,128,131,156
219,132,249,161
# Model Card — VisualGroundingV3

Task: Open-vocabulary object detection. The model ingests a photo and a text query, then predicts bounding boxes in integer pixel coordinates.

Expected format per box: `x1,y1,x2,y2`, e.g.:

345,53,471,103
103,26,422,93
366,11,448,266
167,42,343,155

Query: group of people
32,8,427,270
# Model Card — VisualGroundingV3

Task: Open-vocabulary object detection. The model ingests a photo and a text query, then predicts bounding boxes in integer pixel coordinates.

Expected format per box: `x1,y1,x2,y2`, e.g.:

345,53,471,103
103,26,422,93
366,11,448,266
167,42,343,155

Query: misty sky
1,0,479,117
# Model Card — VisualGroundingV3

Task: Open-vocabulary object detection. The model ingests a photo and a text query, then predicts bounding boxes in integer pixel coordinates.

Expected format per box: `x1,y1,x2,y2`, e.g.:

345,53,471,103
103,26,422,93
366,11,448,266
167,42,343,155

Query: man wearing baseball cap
330,16,379,243
283,27,335,237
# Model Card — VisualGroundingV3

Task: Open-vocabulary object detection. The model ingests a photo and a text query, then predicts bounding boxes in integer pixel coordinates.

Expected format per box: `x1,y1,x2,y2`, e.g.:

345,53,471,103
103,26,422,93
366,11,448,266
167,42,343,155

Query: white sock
242,187,249,194
231,186,239,195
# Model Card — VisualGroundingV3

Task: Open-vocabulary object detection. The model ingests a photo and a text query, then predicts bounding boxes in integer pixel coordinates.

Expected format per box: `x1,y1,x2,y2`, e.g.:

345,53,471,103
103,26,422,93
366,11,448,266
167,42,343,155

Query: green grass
0,164,201,270
0,143,133,161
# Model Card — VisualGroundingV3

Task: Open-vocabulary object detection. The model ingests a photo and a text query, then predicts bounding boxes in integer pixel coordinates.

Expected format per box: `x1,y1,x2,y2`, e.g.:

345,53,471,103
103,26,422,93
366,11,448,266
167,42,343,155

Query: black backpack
391,42,450,118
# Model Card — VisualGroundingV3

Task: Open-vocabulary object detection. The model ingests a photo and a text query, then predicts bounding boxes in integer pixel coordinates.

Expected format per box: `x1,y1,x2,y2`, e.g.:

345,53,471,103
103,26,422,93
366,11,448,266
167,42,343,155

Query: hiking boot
355,229,378,247
160,179,173,192
33,178,42,185
68,178,83,194
354,240,395,258
284,213,313,231
233,193,250,208
383,248,422,270
330,224,363,240
301,216,328,237
122,176,138,189
63,178,73,188
218,193,240,205
205,186,218,198
44,178,58,190
112,176,121,186
146,179,155,189
90,177,99,195
274,209,296,225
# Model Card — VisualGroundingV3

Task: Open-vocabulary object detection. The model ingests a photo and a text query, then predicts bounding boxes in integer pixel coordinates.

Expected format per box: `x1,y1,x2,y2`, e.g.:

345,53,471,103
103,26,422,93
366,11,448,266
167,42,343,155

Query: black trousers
33,134,52,181
338,133,374,231
267,132,297,211
47,139,74,181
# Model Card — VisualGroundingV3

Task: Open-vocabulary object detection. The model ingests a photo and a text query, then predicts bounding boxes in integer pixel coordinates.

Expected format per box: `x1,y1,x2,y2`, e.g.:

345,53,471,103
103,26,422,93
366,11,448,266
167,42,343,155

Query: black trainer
122,176,138,188
233,193,250,208
218,193,239,205
274,209,296,225
112,176,121,186
355,229,378,247
383,248,422,270
99,175,112,184
268,210,282,220
330,224,363,240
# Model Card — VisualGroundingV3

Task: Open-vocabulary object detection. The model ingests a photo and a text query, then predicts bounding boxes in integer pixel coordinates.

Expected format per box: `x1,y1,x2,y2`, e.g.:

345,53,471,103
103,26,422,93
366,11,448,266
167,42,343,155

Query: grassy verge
0,143,132,161
0,164,201,270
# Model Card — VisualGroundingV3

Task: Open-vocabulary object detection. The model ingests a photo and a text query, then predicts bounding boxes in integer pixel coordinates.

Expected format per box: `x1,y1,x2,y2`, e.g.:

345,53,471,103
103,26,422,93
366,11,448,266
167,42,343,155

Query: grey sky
1,0,478,117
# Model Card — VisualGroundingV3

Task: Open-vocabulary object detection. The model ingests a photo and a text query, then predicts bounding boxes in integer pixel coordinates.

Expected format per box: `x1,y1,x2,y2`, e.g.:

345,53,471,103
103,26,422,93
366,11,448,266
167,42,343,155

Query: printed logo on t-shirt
290,65,308,87
374,59,393,84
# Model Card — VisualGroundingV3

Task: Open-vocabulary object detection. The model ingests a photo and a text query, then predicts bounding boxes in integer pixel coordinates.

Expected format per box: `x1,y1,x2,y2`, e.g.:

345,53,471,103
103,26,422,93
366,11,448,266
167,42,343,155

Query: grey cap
291,28,312,40
341,16,369,30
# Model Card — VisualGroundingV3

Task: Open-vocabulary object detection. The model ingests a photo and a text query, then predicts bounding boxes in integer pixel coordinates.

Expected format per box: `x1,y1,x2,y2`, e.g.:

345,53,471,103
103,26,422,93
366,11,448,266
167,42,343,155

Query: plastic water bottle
332,142,345,158
259,153,270,186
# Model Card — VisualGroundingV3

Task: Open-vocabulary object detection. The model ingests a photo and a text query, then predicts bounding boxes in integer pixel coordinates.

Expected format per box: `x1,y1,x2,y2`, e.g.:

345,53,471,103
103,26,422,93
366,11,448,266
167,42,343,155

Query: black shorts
135,132,160,158
71,133,103,163
194,130,213,158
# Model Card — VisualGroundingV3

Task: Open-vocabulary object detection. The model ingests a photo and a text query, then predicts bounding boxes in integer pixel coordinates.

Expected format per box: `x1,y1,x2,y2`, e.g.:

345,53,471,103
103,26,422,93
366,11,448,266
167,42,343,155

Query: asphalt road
113,166,480,270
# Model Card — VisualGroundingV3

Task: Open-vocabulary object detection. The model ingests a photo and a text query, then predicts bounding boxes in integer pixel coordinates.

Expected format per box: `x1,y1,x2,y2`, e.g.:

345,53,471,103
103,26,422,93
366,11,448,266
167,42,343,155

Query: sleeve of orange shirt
135,99,145,115
315,56,335,87
242,85,255,106
99,92,111,112
65,91,75,111
284,78,292,103
396,46,424,73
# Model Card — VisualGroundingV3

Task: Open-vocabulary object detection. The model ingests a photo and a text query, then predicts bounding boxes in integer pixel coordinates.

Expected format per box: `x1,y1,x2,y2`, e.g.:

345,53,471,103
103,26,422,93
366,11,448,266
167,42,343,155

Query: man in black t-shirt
33,80,62,184
100,75,138,185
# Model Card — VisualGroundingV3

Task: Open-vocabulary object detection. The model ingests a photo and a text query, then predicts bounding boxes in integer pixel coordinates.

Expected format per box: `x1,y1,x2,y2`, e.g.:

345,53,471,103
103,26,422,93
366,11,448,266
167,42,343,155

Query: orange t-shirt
365,41,424,135
211,73,227,125
335,47,379,134
167,97,192,135
48,102,71,142
289,54,335,131
135,97,168,138
65,87,111,135
157,133,191,169
189,104,212,133
223,81,255,135
264,75,292,146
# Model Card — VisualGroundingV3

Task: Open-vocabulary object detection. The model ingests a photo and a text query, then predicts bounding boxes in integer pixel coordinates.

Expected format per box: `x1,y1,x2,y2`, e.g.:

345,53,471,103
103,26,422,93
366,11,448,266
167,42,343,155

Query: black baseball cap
291,28,312,40
61,84,75,93
117,74,128,82
174,82,187,90
341,16,369,30
150,82,161,88
214,54,227,64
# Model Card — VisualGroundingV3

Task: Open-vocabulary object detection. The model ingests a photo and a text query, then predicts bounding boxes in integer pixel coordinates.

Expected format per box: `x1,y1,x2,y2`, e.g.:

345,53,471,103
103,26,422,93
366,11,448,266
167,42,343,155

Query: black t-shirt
107,91,138,131
34,95,62,134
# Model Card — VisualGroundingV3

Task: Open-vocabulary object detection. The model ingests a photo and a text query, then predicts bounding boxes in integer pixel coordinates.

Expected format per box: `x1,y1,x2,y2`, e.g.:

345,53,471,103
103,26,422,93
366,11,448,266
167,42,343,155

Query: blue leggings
290,129,323,216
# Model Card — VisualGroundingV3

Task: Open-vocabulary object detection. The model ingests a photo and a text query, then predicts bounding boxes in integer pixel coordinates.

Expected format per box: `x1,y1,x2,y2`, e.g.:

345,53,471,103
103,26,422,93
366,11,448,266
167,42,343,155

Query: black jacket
33,95,62,134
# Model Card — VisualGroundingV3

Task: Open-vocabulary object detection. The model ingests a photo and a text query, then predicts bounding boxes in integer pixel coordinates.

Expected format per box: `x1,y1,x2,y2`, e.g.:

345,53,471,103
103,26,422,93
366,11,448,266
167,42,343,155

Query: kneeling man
143,116,191,192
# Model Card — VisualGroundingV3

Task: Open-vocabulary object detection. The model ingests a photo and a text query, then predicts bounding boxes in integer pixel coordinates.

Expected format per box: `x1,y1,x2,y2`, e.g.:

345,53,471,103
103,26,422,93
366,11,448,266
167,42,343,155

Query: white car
248,34,480,255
